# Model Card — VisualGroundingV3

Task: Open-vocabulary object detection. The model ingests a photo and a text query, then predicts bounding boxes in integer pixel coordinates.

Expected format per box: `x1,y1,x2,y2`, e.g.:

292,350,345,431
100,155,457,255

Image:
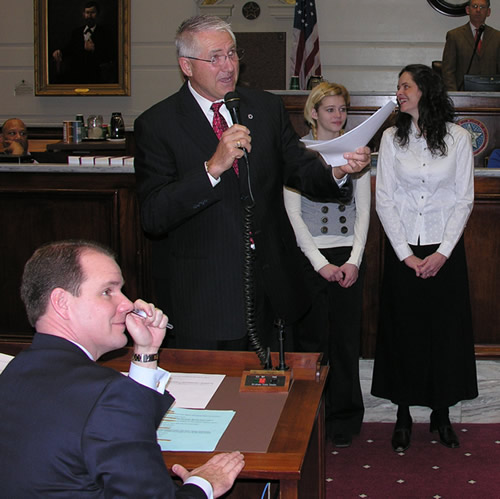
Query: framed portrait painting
34,0,130,96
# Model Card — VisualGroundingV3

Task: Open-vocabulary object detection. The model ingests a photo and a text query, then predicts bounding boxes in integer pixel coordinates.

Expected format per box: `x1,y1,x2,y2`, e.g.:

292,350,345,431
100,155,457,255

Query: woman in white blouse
371,64,478,453
284,82,371,448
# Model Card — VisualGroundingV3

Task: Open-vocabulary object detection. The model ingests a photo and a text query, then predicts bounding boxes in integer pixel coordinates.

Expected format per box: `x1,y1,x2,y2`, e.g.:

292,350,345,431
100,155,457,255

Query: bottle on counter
307,75,323,89
63,121,83,144
289,76,300,90
109,112,125,140
87,115,104,140
76,114,86,139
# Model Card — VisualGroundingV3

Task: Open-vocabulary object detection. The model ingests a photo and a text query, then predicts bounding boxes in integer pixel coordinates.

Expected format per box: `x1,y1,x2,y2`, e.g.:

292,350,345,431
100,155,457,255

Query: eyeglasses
182,48,244,67
470,3,489,10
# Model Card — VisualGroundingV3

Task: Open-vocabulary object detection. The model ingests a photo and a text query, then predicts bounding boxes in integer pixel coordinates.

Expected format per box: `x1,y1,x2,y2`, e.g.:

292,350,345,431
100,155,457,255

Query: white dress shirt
188,81,231,187
469,21,484,40
376,122,474,261
83,25,96,42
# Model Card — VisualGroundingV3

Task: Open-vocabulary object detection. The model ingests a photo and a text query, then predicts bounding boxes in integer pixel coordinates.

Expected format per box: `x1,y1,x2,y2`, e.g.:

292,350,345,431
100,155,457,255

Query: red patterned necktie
475,29,482,54
211,102,238,175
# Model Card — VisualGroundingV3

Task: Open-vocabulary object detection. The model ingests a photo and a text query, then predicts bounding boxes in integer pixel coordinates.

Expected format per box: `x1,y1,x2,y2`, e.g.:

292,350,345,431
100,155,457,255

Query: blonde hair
304,82,350,140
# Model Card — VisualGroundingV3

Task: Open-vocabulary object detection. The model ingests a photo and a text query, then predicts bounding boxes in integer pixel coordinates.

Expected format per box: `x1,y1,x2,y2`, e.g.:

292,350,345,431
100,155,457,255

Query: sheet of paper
301,99,397,166
166,373,225,409
0,353,14,374
157,407,235,452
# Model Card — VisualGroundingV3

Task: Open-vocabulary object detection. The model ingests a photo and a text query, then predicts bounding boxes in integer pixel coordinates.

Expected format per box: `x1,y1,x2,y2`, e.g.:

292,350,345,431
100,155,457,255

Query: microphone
478,24,486,35
224,91,242,125
224,91,251,169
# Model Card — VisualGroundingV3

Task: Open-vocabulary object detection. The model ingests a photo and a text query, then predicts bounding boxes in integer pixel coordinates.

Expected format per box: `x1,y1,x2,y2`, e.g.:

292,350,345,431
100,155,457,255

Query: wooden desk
0,343,327,499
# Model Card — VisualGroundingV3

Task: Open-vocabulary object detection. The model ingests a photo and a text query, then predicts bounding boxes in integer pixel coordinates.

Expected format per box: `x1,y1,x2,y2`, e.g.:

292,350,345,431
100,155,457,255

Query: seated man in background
0,239,244,498
441,0,500,91
1,118,28,155
488,148,500,167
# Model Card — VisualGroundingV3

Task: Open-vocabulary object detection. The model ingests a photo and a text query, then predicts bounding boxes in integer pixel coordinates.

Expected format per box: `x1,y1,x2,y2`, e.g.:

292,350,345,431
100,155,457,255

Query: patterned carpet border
325,422,500,498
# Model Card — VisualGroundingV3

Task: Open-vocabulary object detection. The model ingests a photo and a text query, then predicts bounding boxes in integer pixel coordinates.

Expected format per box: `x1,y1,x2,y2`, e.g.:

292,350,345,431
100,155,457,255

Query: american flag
290,0,322,90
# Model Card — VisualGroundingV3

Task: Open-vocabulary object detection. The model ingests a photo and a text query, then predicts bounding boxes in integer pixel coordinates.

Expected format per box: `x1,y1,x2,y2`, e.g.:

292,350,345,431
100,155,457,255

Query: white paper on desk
157,407,235,452
166,373,225,409
301,100,397,166
0,353,14,375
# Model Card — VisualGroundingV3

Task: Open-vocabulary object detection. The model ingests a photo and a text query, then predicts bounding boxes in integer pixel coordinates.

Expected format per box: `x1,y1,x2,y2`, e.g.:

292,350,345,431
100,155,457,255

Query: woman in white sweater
284,81,371,448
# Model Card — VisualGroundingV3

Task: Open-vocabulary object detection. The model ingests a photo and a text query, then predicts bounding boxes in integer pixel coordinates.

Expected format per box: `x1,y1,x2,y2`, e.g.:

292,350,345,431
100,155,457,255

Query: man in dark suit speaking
441,0,500,91
134,15,371,351
0,240,244,498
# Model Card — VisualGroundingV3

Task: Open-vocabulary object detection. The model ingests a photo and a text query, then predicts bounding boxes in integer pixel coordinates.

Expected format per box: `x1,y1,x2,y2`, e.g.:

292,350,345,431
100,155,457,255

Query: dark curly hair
395,64,455,156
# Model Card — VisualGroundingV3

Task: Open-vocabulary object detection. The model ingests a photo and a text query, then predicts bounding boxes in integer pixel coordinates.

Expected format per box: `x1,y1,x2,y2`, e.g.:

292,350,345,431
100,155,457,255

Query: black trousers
294,246,365,437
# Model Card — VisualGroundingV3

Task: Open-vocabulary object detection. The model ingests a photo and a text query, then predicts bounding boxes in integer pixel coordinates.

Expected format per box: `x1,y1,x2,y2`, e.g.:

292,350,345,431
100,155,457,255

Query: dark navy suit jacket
0,333,206,498
134,84,352,346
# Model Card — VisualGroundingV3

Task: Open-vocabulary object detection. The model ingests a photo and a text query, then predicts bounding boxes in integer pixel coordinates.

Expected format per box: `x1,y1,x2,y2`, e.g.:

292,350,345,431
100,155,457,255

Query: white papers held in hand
301,100,397,167
0,353,14,375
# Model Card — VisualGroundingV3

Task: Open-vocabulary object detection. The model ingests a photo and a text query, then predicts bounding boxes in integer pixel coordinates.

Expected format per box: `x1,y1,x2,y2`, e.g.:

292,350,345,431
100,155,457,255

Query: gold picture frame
34,0,130,96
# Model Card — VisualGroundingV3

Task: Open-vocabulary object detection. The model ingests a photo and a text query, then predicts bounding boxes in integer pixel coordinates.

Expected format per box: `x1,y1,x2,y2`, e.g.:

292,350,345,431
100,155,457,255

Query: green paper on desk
157,407,235,451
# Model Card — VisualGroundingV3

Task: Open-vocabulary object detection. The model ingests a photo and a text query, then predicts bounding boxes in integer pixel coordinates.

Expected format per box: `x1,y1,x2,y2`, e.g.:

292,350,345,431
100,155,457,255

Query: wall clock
242,1,261,20
427,0,468,16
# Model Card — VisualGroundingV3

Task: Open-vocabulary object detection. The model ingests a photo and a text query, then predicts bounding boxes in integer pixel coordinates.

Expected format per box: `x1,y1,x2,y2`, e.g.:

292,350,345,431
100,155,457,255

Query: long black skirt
371,236,478,408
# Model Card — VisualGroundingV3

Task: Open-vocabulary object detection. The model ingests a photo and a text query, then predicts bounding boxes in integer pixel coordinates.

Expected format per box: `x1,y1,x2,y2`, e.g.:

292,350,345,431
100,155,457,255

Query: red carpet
325,423,500,498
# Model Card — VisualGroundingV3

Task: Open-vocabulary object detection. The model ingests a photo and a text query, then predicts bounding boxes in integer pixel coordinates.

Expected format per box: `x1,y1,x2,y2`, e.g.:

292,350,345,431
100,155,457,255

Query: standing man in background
441,0,500,90
134,15,370,351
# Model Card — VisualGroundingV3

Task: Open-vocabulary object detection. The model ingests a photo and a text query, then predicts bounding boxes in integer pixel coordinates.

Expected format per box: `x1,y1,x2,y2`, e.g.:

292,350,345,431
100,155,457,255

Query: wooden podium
0,343,328,499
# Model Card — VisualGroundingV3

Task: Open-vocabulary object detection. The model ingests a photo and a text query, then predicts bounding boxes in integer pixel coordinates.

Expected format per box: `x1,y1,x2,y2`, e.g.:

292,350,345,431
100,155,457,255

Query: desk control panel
240,369,292,392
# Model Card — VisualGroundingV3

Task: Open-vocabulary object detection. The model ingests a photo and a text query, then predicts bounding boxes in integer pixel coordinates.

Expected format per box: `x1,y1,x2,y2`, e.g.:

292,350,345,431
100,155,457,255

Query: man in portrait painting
50,1,118,84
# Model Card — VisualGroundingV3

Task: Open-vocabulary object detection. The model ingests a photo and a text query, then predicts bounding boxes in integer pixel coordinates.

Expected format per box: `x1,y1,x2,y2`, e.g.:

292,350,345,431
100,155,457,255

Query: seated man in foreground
0,239,244,498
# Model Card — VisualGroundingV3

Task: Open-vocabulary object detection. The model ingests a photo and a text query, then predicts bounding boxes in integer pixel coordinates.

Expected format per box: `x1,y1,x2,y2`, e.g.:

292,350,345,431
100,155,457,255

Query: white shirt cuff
207,172,221,187
185,476,213,499
128,363,171,393
332,167,348,186
205,162,221,187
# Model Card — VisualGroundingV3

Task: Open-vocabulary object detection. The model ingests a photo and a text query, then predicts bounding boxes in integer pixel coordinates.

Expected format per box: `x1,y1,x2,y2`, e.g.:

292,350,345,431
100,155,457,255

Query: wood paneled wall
1,92,499,356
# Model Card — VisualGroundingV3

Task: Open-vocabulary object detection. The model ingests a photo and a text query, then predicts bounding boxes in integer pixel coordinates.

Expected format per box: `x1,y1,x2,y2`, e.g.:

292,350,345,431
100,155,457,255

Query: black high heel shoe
392,406,412,452
392,422,412,452
430,411,460,448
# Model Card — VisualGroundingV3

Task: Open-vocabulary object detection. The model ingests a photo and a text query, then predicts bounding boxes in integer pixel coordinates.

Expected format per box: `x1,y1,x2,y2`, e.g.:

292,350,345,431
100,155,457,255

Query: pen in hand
131,309,174,329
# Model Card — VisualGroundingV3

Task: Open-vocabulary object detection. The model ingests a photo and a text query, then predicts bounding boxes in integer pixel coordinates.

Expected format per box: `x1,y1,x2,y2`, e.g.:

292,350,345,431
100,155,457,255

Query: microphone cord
224,91,271,368
241,157,271,368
